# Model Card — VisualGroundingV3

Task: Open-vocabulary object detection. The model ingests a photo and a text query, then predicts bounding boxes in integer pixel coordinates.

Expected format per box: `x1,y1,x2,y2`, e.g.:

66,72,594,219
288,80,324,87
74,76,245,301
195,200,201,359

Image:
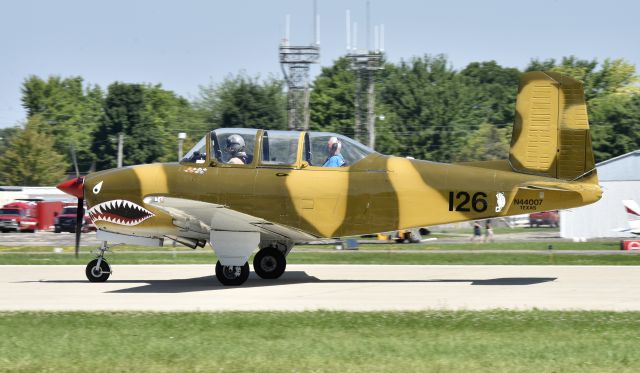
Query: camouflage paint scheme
82,72,602,247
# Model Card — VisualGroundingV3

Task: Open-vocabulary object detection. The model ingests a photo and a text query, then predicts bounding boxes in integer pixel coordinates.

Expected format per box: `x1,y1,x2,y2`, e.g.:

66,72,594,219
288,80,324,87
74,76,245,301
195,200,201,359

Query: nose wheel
85,258,111,282
85,241,111,282
215,261,249,286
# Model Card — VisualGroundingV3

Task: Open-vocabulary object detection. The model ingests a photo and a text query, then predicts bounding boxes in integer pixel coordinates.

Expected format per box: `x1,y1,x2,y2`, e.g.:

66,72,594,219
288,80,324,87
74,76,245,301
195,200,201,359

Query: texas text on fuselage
58,72,603,285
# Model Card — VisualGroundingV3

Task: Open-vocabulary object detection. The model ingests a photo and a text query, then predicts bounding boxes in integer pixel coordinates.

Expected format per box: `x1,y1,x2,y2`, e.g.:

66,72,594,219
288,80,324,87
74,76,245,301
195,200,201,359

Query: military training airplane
57,71,602,285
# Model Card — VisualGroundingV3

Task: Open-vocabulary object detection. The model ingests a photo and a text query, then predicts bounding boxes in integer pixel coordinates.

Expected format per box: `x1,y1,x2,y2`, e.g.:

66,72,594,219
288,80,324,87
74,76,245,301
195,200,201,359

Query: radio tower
347,1,383,149
279,0,320,130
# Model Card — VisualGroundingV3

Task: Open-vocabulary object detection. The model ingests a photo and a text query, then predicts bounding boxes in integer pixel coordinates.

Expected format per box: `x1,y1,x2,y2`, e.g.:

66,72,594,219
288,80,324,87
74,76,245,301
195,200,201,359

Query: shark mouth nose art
88,199,154,226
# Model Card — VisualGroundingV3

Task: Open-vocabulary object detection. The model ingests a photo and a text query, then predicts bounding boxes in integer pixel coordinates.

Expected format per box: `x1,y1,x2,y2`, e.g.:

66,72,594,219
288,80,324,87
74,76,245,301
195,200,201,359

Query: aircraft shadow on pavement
21,272,556,294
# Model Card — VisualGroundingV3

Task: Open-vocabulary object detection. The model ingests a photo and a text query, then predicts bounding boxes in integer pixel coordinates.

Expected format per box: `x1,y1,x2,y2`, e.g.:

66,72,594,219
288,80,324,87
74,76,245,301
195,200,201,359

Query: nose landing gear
85,241,111,282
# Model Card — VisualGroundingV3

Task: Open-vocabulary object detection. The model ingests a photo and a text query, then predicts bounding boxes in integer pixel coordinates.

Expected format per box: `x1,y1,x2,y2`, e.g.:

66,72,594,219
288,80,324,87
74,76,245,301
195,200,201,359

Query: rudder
509,71,596,181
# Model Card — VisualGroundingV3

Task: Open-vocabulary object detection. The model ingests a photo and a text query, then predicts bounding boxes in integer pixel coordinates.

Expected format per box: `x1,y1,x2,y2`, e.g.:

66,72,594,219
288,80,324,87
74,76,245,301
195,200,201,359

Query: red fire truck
0,201,63,232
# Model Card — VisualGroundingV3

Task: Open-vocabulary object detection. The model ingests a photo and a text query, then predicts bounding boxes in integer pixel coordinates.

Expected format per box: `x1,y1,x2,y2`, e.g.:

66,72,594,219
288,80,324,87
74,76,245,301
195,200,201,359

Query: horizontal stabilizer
518,181,599,194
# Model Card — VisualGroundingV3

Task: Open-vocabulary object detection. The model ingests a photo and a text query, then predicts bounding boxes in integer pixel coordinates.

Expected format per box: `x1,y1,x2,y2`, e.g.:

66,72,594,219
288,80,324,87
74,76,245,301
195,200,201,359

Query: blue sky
1,0,638,128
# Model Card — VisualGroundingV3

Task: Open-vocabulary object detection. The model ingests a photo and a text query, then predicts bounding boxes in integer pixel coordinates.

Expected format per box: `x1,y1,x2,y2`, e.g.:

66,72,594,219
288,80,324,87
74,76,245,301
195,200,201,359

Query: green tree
91,83,144,170
589,94,640,159
140,85,199,162
21,76,104,172
456,122,511,161
308,56,402,153
378,55,486,161
0,116,68,186
194,73,286,130
91,83,198,170
527,57,639,101
309,57,356,136
0,127,20,160
459,61,520,126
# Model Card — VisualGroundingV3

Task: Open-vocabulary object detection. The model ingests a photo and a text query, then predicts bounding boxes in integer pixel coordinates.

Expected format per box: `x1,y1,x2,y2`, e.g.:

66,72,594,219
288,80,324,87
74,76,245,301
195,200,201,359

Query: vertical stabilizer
509,71,596,181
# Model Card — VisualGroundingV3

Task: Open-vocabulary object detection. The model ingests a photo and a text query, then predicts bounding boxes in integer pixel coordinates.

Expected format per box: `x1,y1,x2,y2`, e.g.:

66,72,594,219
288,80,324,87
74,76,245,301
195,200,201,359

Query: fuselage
82,153,601,241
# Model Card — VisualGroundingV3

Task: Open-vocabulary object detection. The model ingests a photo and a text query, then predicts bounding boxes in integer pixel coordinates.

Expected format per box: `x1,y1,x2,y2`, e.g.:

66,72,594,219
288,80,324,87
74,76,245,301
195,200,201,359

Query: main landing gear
214,245,288,286
253,247,286,279
85,241,111,282
215,261,249,286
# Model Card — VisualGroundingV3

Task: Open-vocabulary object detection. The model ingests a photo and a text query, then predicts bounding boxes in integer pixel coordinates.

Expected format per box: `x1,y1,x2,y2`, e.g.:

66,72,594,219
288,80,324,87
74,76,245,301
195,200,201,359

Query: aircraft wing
143,196,318,243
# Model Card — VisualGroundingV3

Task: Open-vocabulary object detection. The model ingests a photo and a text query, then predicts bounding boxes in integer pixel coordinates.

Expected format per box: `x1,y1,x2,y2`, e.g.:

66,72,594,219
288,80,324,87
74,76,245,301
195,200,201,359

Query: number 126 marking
448,191,488,212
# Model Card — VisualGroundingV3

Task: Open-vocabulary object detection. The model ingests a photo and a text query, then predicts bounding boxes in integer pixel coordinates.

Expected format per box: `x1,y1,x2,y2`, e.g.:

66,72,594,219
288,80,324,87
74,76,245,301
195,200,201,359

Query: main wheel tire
253,247,286,279
215,261,249,286
85,259,111,282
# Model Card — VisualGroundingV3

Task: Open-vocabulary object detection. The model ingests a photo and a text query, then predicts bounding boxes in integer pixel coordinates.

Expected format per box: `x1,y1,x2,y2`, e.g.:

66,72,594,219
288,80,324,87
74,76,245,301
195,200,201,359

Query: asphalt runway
1,264,639,311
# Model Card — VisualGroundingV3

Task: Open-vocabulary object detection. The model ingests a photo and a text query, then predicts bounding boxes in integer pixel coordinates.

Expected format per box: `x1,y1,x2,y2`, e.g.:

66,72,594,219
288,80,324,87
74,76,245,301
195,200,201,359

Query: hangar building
560,150,640,240
0,186,68,206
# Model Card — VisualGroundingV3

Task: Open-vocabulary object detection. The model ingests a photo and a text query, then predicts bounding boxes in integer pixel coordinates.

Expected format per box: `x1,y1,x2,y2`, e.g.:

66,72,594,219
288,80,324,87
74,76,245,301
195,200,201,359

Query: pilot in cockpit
225,134,248,164
322,136,345,167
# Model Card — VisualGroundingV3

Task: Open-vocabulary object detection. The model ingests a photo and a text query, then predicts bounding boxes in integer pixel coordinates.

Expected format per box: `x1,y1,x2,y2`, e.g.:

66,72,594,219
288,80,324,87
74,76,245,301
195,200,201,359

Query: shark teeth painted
88,199,154,226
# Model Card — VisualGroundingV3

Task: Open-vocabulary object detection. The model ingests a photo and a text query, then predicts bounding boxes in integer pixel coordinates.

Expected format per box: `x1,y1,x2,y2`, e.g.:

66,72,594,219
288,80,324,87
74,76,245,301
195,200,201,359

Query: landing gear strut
253,247,286,279
215,261,249,286
85,241,111,282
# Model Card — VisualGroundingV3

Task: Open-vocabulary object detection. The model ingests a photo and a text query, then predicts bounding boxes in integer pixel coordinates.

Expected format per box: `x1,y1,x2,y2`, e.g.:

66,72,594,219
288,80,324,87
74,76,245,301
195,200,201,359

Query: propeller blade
56,176,85,259
75,197,84,259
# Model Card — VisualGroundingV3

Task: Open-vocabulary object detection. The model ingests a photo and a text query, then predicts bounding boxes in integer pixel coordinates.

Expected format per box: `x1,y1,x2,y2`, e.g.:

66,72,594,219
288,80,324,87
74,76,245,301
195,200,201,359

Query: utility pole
279,0,320,130
117,133,124,168
177,132,187,161
69,145,80,177
347,2,384,149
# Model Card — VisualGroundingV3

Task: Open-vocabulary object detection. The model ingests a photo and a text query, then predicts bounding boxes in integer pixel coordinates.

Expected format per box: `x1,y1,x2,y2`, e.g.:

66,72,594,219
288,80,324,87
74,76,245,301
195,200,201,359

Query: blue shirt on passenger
323,154,345,167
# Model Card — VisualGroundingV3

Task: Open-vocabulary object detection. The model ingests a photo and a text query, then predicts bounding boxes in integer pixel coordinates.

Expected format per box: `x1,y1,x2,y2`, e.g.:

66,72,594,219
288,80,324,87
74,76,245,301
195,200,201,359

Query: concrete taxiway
1,264,639,311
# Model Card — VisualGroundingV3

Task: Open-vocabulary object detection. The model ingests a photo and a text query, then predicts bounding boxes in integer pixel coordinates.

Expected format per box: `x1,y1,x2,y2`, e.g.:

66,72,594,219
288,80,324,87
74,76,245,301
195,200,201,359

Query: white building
0,186,70,206
560,150,640,239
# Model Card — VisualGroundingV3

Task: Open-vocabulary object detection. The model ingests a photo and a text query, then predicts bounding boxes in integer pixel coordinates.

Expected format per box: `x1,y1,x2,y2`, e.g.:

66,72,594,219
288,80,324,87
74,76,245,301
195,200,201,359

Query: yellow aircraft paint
80,72,602,242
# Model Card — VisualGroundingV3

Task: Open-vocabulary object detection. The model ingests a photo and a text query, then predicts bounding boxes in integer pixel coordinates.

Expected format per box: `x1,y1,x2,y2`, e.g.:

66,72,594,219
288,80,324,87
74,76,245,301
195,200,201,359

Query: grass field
317,241,620,251
0,242,639,266
0,240,620,253
1,251,640,265
1,310,639,372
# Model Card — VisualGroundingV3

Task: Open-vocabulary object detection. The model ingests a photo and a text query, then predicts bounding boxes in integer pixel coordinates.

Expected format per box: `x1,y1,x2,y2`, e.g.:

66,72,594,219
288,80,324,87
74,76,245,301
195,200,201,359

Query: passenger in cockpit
225,134,247,164
322,136,345,167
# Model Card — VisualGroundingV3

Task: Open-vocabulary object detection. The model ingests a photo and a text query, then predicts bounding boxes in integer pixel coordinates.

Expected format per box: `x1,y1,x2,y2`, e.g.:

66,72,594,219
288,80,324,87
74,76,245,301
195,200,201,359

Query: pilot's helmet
225,134,245,154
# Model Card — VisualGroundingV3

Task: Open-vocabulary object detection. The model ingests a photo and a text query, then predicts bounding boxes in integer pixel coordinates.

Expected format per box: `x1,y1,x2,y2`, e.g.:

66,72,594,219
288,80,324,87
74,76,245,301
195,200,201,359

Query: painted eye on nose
93,181,103,194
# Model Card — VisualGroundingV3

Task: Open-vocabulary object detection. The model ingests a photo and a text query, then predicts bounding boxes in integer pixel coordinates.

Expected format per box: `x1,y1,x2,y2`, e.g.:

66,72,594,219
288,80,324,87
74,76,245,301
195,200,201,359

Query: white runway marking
1,265,639,311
